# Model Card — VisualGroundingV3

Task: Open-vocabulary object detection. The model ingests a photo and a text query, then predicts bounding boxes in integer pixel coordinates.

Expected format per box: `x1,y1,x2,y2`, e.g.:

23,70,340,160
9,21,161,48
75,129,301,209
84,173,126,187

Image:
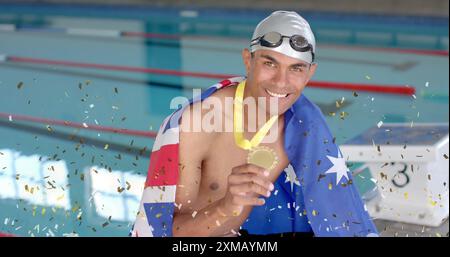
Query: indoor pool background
0,3,448,236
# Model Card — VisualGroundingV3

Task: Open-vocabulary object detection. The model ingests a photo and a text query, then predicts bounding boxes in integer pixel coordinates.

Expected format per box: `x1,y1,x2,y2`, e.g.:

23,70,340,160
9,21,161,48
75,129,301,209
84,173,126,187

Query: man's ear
242,48,252,75
304,63,318,84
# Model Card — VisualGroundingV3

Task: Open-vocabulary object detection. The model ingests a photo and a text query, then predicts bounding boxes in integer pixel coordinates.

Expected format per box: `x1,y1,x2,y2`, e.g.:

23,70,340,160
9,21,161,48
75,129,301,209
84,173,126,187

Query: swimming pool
0,3,448,236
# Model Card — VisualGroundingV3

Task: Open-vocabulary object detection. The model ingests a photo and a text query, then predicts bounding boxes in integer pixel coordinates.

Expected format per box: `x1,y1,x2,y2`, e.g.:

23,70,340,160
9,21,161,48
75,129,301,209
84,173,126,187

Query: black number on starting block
391,162,410,188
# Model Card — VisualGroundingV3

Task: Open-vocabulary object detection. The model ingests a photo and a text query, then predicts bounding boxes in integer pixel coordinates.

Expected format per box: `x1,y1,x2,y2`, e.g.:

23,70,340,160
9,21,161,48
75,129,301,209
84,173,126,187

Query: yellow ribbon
234,81,278,150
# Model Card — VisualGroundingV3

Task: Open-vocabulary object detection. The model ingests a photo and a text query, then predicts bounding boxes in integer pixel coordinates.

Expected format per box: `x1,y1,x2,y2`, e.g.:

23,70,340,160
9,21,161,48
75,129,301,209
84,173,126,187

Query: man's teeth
266,89,288,98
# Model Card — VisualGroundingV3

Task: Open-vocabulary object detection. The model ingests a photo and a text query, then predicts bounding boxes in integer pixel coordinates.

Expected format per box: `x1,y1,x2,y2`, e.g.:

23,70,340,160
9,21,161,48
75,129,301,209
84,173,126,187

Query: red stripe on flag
145,144,179,187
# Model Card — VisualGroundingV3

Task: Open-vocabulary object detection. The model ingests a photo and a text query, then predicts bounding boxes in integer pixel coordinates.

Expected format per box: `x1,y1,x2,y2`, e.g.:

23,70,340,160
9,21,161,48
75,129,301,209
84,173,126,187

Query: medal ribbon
234,81,278,150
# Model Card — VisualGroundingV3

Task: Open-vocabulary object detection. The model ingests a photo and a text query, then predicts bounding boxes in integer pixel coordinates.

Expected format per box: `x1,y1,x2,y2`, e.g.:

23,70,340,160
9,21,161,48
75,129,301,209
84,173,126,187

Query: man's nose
273,68,289,89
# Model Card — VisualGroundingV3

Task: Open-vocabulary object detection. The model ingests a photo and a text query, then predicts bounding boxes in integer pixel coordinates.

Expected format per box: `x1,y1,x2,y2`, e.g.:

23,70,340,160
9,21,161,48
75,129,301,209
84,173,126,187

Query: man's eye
264,61,275,68
291,66,305,72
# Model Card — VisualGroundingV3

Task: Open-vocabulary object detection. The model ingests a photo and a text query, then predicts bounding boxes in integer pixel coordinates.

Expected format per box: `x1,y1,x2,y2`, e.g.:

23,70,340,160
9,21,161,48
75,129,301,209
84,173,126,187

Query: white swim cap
250,11,316,64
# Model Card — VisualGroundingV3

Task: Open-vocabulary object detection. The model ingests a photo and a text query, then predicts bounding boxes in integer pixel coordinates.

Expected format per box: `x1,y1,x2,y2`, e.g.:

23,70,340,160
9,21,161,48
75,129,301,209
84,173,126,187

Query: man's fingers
231,195,266,206
228,173,274,192
230,183,271,198
231,163,269,177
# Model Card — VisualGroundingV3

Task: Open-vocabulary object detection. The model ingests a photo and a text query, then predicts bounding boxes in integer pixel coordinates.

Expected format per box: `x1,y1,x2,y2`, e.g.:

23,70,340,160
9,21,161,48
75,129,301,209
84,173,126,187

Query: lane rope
1,23,448,57
0,54,416,95
0,112,157,138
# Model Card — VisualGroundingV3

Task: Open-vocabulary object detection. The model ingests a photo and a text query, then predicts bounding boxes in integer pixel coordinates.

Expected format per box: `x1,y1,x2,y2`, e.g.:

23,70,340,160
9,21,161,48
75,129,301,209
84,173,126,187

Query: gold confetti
353,92,358,97
404,192,409,200
335,101,341,108
328,112,336,117
312,210,318,216
365,75,371,80
56,194,64,201
429,199,437,207
114,87,118,94
117,187,125,193
17,81,24,89
328,183,333,190
339,111,348,120
444,154,448,159
155,213,162,218
46,125,53,132
104,144,109,150
41,208,46,216
126,181,131,191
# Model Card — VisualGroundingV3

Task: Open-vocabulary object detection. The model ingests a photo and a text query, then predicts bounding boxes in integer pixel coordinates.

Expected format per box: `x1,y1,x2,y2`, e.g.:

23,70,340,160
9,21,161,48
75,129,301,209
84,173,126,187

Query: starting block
341,123,449,227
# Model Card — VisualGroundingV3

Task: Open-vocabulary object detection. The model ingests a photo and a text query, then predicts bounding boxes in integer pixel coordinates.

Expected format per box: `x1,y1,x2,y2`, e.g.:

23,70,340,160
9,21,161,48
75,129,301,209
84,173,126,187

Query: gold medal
247,146,278,171
234,80,279,171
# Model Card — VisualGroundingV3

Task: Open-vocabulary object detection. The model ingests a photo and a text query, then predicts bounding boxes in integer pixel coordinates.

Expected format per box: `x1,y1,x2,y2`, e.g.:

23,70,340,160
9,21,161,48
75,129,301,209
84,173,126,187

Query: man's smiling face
242,48,317,115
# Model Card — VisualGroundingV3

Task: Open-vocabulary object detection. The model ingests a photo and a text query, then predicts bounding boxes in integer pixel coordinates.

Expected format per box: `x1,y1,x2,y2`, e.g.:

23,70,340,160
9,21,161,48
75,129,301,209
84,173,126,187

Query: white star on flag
284,164,300,192
324,151,350,185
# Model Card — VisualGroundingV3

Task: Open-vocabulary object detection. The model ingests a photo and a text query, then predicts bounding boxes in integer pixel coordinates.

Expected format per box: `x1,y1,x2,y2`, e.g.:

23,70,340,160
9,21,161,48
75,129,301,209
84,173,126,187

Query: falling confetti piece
425,82,429,87
8,115,12,121
404,192,408,200
114,87,118,94
339,111,348,120
192,211,198,218
444,154,448,159
353,92,358,97
17,81,23,89
104,144,109,150
56,194,64,201
365,75,371,80
429,199,437,207
89,104,95,108
377,121,383,128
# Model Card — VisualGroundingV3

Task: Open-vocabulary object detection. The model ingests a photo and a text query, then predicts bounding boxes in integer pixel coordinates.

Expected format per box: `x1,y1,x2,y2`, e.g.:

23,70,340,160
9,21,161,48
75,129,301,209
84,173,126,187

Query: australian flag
131,77,379,237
